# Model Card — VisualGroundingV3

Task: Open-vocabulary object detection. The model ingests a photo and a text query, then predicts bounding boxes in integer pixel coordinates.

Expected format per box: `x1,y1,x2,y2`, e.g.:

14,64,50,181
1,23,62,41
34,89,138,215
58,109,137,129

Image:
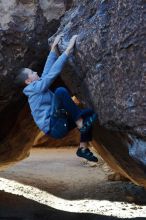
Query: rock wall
50,0,146,185
0,105,39,170
55,0,146,137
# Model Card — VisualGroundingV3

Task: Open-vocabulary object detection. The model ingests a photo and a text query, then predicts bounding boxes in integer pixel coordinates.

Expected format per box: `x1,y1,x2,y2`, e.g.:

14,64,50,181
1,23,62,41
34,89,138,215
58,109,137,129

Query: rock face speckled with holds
49,0,146,185
55,0,146,137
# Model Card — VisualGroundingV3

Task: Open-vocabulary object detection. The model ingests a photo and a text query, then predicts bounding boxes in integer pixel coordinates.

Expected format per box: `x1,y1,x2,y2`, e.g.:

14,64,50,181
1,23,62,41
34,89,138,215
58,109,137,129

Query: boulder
0,105,39,170
50,0,146,186
56,0,146,138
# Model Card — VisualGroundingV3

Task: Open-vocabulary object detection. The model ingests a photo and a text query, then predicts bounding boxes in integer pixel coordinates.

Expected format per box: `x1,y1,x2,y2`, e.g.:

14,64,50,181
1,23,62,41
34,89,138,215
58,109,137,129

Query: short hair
15,68,29,88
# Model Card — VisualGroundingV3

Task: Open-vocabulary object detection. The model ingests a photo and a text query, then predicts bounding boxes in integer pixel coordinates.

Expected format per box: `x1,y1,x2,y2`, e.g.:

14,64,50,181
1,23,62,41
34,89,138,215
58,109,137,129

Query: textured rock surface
50,0,146,185
56,0,146,137
0,105,39,170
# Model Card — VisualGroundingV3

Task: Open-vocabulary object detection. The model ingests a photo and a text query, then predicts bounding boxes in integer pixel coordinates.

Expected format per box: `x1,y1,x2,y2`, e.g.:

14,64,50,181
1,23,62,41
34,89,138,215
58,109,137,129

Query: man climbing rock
16,34,98,162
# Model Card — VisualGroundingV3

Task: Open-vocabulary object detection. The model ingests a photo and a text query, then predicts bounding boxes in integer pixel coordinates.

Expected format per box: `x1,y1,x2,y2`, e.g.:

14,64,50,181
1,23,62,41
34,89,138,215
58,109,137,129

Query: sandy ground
0,147,146,220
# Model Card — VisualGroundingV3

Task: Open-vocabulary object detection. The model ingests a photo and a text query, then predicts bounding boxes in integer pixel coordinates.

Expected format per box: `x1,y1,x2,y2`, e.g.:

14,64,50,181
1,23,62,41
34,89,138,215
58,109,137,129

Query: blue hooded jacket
23,51,68,134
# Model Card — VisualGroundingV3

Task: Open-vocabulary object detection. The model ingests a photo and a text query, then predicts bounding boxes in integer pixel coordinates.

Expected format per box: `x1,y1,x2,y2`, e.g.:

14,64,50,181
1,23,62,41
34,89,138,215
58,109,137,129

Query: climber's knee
55,87,69,97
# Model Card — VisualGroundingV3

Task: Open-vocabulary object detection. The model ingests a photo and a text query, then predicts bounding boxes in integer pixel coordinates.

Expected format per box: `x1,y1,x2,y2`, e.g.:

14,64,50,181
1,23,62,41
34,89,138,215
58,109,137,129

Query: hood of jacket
23,82,36,97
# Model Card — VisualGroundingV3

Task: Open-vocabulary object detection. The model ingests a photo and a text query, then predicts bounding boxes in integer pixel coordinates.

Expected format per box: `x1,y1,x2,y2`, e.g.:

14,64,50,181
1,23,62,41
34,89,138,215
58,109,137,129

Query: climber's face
25,68,40,84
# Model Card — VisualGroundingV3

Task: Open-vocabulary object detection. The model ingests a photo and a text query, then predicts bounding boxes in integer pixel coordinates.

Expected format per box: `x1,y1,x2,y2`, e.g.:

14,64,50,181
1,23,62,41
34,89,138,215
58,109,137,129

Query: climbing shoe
79,113,97,133
76,147,98,162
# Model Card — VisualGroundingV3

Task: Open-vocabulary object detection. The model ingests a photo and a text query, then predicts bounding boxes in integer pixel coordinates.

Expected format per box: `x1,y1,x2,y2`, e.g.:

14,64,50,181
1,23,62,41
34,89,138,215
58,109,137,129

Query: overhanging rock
50,0,146,185
56,0,146,137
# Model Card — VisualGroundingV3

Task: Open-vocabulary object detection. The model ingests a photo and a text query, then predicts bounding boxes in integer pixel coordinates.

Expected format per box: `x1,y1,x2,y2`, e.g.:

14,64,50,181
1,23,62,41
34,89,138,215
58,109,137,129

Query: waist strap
53,108,68,117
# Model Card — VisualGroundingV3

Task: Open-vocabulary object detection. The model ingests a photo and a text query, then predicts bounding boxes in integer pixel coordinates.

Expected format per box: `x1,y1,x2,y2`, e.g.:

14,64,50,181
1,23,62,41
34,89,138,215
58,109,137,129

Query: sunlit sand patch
0,177,145,218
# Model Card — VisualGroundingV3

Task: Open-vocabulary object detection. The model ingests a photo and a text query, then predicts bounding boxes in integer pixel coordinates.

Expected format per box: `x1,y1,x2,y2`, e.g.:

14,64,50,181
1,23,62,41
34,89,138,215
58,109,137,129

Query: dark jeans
49,87,94,142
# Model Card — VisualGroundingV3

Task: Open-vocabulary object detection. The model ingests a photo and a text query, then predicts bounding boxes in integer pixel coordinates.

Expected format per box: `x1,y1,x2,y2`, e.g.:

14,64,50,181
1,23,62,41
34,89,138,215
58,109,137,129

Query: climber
15,34,98,162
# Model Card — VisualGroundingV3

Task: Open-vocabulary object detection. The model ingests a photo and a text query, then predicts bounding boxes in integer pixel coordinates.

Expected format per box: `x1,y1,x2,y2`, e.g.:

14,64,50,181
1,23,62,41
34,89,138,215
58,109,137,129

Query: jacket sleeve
33,52,68,92
41,51,58,77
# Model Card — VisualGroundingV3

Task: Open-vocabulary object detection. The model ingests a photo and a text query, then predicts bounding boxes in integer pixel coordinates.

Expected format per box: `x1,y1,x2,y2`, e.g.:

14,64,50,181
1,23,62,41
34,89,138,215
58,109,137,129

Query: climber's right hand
65,35,78,55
